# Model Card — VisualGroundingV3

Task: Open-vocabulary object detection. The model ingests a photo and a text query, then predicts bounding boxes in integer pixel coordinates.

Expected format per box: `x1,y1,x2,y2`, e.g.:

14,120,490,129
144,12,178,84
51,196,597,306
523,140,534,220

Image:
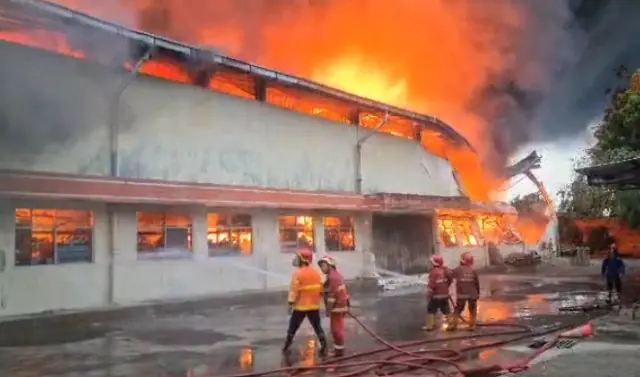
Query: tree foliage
560,66,640,227
557,215,583,246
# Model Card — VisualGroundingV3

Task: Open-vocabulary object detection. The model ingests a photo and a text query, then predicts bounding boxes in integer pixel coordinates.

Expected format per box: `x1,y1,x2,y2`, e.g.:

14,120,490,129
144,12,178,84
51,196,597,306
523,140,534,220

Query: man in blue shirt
601,243,626,303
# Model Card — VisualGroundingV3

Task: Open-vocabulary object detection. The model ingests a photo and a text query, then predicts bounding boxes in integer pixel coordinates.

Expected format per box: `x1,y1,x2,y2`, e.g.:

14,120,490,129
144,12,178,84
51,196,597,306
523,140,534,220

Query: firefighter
448,252,480,331
423,254,453,331
318,255,350,357
283,248,328,356
602,243,625,303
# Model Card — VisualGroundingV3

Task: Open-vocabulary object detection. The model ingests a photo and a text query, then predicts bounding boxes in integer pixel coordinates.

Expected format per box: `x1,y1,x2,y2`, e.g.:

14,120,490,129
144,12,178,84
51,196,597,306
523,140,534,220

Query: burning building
0,0,536,317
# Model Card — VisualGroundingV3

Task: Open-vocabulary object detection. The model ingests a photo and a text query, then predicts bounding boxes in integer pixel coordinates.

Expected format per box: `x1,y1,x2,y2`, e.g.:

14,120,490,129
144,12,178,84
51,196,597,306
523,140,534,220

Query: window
456,219,484,247
266,85,354,124
438,219,458,248
279,216,314,253
324,217,355,252
207,213,253,256
360,112,416,140
137,212,192,260
479,217,521,245
209,69,256,100
14,208,93,266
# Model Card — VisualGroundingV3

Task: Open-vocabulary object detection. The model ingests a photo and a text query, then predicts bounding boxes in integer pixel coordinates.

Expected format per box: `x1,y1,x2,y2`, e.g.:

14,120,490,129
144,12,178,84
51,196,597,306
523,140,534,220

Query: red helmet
461,253,474,266
296,248,314,264
430,255,444,267
318,255,337,267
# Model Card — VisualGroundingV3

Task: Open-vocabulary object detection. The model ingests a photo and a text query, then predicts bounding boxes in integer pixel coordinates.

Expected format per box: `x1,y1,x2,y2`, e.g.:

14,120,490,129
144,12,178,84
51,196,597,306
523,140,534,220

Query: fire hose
218,299,585,377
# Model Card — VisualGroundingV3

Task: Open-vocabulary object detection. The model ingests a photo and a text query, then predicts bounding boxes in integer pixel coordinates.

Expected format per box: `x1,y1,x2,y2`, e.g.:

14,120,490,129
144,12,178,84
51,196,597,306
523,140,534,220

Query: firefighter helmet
296,248,314,264
430,255,444,267
461,252,474,266
318,255,337,267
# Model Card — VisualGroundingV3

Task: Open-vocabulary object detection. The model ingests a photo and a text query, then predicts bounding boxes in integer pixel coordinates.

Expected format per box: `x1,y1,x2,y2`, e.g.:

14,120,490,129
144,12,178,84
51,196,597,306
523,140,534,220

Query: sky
507,130,593,201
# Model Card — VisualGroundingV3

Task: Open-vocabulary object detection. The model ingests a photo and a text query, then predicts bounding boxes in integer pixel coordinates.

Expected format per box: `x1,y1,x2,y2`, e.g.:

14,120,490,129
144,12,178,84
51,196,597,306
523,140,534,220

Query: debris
504,251,542,267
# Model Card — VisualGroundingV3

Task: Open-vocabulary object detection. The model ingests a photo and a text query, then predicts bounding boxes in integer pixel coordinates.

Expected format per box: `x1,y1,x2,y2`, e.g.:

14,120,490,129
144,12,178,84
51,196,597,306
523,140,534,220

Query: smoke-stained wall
0,41,460,197
371,214,435,274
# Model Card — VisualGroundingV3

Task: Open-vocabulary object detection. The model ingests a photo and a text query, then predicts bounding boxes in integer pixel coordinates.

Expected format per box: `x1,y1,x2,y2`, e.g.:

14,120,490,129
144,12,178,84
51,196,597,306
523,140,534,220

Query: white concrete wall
0,199,371,317
0,41,460,197
0,199,110,317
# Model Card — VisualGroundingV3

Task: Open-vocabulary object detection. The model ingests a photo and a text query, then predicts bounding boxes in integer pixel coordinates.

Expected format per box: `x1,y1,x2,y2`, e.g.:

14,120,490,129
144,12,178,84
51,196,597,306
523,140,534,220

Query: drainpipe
355,112,389,194
109,47,153,177
106,47,152,305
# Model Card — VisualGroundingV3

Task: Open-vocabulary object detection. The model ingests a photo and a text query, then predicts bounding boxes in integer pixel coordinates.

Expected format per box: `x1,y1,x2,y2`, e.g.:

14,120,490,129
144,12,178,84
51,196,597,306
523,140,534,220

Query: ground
0,264,639,377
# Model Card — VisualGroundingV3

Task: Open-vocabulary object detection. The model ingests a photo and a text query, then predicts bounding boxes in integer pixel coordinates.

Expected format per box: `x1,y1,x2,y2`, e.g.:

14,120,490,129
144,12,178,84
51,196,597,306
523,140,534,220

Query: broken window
266,84,355,124
139,60,192,84
137,212,192,260
209,69,256,100
324,217,356,252
15,208,93,266
456,219,484,247
279,216,315,253
479,216,522,245
207,213,253,256
438,219,458,248
360,112,417,140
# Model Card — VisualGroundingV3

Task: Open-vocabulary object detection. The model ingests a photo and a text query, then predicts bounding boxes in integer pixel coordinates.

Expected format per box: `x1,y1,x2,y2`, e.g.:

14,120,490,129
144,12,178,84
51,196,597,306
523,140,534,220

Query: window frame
455,218,485,247
136,212,193,259
438,218,459,248
207,213,253,257
278,215,315,253
323,216,356,252
14,208,94,266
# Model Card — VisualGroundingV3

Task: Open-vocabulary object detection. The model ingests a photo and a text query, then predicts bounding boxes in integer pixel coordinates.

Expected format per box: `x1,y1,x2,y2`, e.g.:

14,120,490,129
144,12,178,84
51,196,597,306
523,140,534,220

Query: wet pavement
0,273,637,377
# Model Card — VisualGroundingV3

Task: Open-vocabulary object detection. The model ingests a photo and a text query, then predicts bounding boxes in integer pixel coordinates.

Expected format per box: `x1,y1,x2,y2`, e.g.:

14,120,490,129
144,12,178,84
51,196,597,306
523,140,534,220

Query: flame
2,1,554,219
313,56,411,110
239,347,254,371
42,0,539,203
438,210,550,247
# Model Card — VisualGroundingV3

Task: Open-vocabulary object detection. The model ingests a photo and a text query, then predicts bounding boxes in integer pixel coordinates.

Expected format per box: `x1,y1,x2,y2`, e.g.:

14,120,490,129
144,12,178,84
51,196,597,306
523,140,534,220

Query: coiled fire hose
217,299,584,377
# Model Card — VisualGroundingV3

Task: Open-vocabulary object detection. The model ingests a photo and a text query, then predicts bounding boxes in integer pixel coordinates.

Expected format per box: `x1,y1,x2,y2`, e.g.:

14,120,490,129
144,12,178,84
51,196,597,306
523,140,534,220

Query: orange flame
44,0,540,202
2,1,554,222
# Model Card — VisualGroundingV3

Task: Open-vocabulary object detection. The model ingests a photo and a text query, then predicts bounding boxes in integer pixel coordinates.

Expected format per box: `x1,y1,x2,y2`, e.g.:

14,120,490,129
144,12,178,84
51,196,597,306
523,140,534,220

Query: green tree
557,155,615,218
557,215,583,247
561,68,640,227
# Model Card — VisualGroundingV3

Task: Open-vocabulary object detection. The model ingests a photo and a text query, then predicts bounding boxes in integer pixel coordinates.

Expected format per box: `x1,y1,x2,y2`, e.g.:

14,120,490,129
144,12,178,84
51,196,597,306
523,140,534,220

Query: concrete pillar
252,210,279,289
0,201,14,311
354,212,376,278
0,200,15,270
112,206,137,262
191,207,208,261
432,215,442,256
91,205,110,265
313,215,326,256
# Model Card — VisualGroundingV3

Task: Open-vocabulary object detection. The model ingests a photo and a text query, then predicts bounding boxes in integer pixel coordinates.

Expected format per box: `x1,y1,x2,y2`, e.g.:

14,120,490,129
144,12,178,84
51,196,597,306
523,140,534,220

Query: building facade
0,1,522,318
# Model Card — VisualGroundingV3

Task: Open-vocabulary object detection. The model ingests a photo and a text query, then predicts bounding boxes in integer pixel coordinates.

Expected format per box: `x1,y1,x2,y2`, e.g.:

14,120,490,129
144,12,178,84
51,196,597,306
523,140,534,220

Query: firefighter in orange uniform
423,254,453,331
283,248,328,355
448,252,480,331
318,255,350,357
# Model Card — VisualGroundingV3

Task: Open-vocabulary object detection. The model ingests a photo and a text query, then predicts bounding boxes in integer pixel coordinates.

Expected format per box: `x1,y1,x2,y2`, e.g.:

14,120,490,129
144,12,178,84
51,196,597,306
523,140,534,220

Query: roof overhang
576,157,640,189
0,170,511,215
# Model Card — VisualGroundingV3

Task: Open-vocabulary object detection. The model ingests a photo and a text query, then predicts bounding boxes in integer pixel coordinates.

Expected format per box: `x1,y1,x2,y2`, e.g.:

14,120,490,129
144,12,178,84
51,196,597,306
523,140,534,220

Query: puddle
133,328,241,346
0,322,109,347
